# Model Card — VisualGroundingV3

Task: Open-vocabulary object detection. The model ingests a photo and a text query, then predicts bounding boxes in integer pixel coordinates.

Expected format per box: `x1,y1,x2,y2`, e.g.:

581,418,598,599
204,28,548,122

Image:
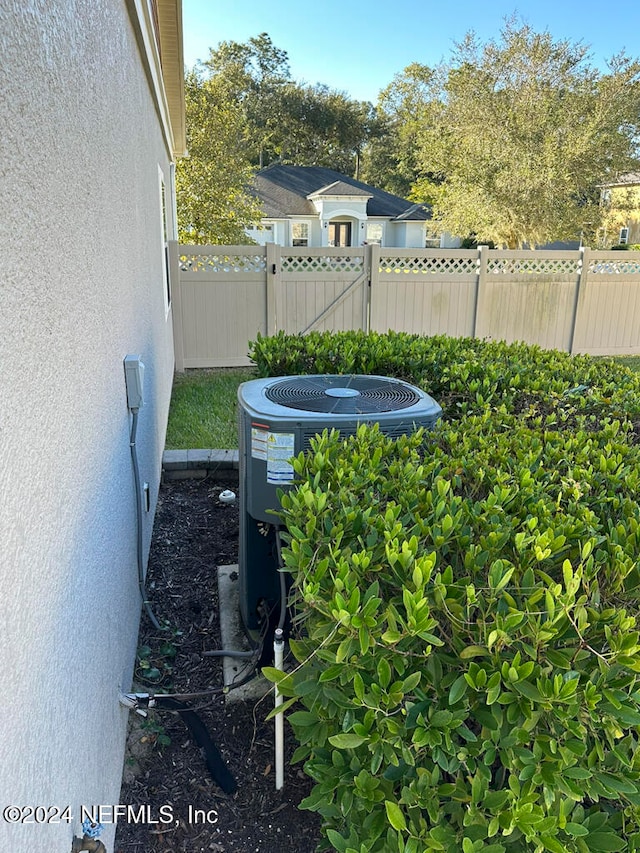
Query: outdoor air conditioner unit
237,374,442,635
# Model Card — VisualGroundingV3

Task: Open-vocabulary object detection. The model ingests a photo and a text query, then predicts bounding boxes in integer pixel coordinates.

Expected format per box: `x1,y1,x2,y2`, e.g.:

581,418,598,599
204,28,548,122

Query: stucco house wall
0,1,184,850
600,175,640,246
388,221,428,249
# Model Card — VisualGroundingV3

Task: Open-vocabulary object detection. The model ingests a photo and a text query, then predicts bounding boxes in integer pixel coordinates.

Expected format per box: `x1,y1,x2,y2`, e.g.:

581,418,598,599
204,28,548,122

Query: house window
159,167,171,314
366,222,383,244
425,229,440,248
292,222,309,246
620,227,629,245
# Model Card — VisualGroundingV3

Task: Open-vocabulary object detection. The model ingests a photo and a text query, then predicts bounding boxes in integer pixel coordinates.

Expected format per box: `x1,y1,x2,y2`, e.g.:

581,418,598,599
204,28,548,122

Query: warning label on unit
266,432,295,485
251,427,269,460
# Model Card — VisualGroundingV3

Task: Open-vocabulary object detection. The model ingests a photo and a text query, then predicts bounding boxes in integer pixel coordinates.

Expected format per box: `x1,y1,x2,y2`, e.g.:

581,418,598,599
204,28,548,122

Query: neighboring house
246,164,461,249
0,2,185,851
599,173,640,246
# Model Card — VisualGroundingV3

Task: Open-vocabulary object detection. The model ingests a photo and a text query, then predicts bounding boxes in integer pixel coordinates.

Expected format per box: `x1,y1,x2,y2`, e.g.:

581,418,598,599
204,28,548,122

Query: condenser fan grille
264,375,421,414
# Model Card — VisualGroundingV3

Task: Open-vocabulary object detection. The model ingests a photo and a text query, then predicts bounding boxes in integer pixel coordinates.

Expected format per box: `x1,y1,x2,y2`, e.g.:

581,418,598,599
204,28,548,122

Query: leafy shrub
256,332,640,852
250,330,640,427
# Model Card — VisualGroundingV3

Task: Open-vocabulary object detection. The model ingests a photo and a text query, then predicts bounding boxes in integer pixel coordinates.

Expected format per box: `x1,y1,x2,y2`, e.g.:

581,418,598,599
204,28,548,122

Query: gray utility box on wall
237,374,442,635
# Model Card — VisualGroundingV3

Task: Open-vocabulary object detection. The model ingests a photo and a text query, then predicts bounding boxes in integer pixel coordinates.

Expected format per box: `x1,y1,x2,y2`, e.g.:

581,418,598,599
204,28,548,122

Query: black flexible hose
130,409,161,630
154,697,237,794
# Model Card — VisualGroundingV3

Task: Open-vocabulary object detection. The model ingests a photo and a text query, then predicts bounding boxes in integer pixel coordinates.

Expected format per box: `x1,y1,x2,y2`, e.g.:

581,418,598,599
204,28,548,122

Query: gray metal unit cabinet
237,375,442,632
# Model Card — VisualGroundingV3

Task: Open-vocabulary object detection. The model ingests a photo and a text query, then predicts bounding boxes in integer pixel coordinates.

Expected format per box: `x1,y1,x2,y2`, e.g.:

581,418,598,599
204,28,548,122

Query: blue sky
182,0,640,103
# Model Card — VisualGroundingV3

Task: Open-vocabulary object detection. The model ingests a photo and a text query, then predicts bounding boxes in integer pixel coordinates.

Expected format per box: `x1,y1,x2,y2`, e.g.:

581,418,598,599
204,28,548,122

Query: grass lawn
165,367,257,449
613,355,640,372
164,356,640,449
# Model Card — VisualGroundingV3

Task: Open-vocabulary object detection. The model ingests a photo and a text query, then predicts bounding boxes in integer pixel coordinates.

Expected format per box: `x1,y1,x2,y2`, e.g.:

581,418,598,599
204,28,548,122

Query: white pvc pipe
274,628,285,790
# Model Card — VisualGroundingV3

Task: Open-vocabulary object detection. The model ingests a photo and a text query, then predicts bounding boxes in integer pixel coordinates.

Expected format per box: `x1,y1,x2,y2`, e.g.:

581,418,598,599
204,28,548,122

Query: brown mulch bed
115,473,322,853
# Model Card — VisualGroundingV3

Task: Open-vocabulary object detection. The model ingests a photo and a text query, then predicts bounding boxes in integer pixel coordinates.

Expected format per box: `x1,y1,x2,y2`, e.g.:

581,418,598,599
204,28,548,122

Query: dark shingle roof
309,180,373,199
253,165,431,221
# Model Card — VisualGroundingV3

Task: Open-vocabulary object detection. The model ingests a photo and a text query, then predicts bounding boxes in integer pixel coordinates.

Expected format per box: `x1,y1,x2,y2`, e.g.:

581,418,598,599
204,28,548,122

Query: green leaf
265,696,298,720
595,772,638,795
565,823,589,837
378,657,392,690
262,666,292,688
483,791,510,810
381,629,403,644
460,645,489,659
586,832,626,852
449,674,468,705
288,710,319,727
430,710,454,727
326,829,349,852
384,800,407,832
328,733,367,749
540,836,566,853
512,680,544,702
402,671,422,692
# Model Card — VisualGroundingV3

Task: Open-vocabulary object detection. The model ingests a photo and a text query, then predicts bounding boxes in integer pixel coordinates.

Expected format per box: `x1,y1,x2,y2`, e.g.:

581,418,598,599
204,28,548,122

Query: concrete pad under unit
217,564,270,703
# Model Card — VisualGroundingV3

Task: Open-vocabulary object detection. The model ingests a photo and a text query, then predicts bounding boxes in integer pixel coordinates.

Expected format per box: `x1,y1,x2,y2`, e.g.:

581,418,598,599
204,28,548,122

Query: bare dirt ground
114,473,322,853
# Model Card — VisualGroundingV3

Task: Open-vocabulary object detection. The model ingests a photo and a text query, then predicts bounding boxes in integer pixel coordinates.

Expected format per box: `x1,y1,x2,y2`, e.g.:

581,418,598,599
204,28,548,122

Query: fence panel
572,252,640,354
371,249,478,336
474,251,581,352
175,245,267,367
172,243,640,369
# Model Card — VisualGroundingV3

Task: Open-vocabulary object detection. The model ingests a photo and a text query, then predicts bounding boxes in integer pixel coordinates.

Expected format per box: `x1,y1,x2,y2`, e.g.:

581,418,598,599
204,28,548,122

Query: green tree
276,82,374,174
203,33,373,174
408,19,640,247
360,63,436,199
204,32,290,168
176,69,262,244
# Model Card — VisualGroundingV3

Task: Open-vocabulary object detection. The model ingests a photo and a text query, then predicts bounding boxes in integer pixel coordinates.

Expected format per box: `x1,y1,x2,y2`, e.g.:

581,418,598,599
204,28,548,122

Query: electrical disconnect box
124,355,145,411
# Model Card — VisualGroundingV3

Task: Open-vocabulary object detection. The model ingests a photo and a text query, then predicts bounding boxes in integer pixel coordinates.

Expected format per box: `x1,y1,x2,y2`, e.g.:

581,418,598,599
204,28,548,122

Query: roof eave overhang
157,0,187,157
127,0,187,159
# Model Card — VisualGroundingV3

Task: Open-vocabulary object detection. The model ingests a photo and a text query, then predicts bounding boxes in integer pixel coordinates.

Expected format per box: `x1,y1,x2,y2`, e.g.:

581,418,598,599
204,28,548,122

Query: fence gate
274,247,371,335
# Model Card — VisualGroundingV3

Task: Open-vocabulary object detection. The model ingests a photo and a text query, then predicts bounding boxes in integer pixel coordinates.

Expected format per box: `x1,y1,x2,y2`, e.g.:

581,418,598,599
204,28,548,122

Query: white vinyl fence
169,242,640,369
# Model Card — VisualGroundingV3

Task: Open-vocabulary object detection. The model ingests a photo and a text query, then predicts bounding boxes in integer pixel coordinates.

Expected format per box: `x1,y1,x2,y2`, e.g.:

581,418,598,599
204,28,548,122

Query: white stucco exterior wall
0,1,177,850
389,221,428,248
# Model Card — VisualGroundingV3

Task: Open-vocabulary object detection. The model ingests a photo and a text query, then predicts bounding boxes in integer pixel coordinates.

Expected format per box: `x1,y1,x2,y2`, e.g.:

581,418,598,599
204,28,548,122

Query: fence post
168,240,185,372
569,246,589,354
366,243,380,333
473,245,489,340
265,243,278,335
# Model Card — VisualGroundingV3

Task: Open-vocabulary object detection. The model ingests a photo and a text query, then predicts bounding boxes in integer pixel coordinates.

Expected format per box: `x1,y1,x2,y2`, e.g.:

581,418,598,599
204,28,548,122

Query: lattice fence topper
179,252,267,273
588,258,640,275
487,257,580,275
281,254,364,274
379,255,478,275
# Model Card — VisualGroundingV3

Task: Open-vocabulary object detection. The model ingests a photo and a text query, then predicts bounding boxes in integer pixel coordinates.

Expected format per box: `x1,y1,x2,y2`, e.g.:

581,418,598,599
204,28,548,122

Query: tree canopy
375,20,640,247
359,63,435,200
176,69,262,244
202,33,374,173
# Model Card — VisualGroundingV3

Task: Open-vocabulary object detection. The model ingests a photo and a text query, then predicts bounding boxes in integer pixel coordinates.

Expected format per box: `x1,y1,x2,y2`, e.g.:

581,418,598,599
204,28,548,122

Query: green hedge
249,330,640,427
255,332,640,853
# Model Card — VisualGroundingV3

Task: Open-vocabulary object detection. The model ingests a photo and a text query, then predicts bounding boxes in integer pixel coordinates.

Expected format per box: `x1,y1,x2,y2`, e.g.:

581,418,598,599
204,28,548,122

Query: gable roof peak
308,180,373,199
